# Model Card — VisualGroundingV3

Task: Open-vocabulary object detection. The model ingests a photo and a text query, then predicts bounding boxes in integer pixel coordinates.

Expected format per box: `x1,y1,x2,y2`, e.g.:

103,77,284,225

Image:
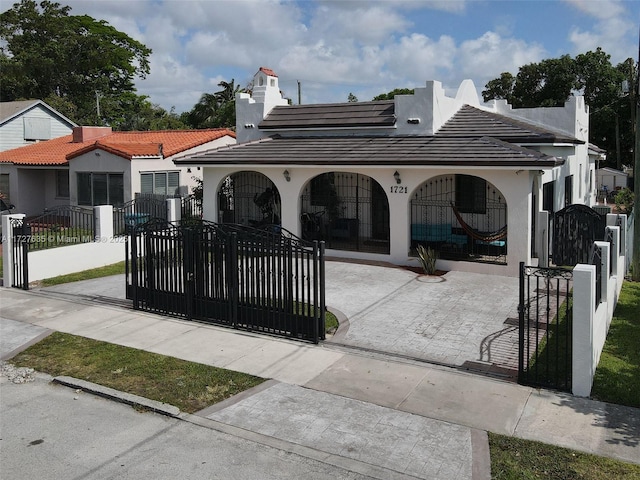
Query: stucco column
167,198,181,225
94,205,113,240
278,174,300,237
572,264,595,397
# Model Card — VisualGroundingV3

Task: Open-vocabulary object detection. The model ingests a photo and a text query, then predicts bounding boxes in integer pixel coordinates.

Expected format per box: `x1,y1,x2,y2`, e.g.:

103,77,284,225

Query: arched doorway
217,171,281,226
410,174,507,263
301,172,389,253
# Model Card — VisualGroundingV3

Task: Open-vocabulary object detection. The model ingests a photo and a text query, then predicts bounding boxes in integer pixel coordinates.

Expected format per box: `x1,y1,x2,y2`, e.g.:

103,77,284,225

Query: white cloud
564,0,636,63
457,32,546,86
382,33,457,83
310,4,410,44
4,0,637,111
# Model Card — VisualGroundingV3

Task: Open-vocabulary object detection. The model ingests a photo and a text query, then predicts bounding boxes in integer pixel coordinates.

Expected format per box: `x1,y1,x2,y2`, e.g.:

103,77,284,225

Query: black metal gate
10,217,30,290
518,262,573,392
552,204,606,266
126,220,326,343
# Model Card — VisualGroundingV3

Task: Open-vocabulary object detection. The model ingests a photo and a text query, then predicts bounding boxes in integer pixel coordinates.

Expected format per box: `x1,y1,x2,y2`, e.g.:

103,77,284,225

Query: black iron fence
518,262,573,392
25,206,95,251
181,195,202,223
590,244,603,309
551,204,606,267
114,197,168,236
126,221,326,343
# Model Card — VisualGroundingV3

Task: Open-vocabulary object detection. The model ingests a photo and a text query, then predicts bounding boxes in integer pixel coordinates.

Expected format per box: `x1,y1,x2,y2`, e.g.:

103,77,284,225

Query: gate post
130,227,139,309
228,232,239,328
572,264,596,397
312,241,319,344
319,241,326,341
2,214,26,288
183,227,194,320
167,198,181,225
94,205,114,241
517,261,525,381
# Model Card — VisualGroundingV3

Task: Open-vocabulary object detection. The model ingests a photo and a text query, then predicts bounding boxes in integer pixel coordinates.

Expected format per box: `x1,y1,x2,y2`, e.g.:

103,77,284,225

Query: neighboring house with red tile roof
0,126,235,216
175,67,600,277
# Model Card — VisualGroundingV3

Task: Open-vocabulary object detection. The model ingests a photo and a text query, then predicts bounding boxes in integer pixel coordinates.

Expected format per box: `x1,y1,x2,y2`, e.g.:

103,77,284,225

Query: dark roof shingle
438,105,581,143
175,135,563,168
259,101,396,129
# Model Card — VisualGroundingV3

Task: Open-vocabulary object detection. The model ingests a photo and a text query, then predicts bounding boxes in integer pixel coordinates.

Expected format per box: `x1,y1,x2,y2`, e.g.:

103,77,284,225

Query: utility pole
632,28,640,281
297,81,302,105
95,91,101,125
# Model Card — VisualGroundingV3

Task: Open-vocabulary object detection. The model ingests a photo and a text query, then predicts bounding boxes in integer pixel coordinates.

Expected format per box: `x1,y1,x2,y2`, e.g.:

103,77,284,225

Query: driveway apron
325,262,520,373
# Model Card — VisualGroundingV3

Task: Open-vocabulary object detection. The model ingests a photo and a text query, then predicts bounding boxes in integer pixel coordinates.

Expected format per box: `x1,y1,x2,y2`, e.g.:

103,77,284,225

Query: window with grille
455,175,486,214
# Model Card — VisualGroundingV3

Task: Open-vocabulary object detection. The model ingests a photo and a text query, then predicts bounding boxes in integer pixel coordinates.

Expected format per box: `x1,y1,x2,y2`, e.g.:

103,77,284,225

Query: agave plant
416,244,438,275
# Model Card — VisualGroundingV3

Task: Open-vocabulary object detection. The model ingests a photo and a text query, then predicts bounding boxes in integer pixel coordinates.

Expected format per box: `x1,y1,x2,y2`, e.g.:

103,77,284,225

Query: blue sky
13,0,640,113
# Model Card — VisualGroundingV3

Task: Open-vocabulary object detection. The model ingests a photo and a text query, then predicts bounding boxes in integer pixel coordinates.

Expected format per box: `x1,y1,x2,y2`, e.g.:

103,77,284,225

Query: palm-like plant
188,79,243,129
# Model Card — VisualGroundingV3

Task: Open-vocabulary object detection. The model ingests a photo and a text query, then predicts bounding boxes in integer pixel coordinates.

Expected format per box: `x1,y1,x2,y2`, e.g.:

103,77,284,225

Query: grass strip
591,280,640,408
11,332,264,413
40,261,126,287
489,432,640,479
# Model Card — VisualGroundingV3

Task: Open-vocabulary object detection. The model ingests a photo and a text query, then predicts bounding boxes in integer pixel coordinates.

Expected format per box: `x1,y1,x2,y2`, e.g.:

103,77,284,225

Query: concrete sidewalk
1,285,638,475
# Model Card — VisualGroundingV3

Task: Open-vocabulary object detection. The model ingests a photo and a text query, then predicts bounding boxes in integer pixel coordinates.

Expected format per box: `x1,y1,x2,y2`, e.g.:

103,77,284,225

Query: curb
53,375,181,417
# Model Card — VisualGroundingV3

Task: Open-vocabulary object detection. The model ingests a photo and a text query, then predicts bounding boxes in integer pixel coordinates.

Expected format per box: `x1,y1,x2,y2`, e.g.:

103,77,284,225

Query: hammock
450,203,507,243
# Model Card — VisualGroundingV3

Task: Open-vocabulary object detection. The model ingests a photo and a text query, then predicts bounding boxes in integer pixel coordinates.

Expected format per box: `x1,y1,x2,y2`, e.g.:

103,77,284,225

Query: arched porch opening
301,172,389,254
217,171,281,227
410,174,508,264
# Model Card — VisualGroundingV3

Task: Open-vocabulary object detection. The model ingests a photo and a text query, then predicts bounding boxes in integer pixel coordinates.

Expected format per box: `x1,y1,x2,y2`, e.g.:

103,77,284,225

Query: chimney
72,126,112,143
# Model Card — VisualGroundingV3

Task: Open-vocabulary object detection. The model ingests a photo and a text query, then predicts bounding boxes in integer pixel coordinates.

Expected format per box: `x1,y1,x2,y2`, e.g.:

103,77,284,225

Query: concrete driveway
325,262,520,375
37,260,521,376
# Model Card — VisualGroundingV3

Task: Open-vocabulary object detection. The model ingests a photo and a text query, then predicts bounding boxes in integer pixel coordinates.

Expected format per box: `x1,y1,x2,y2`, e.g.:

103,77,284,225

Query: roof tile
0,129,236,166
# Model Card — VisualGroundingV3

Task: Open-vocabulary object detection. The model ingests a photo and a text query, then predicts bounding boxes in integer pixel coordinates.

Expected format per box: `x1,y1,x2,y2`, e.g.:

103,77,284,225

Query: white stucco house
175,67,596,276
0,126,236,216
0,100,77,206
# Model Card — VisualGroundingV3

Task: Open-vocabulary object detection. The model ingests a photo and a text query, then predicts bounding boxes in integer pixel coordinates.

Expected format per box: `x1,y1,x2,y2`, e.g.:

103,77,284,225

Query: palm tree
188,79,243,129
188,92,218,129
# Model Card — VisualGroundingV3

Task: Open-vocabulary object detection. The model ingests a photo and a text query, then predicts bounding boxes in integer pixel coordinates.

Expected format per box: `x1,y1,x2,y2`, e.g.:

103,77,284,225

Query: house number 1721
390,186,408,193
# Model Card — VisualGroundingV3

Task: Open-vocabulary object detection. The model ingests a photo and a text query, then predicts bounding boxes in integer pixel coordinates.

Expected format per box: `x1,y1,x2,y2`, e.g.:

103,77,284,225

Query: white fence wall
572,218,628,397
2,199,180,286
27,240,126,281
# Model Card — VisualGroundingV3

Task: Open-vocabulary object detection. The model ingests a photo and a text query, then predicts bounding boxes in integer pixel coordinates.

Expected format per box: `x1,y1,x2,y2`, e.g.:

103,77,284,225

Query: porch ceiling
174,134,564,168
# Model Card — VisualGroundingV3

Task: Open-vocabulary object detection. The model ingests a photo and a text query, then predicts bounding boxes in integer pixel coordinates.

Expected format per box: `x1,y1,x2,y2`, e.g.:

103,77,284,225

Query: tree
347,92,358,102
483,49,636,168
482,72,516,105
117,99,189,131
372,88,414,100
187,79,243,129
0,0,152,127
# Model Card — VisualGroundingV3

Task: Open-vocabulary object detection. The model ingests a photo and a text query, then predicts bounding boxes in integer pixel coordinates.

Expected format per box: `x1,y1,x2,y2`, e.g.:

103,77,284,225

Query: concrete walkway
1,261,639,478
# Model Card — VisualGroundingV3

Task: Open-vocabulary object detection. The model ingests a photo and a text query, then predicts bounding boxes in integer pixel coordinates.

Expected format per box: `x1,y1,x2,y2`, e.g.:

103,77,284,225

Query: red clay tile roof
259,67,278,77
0,129,236,166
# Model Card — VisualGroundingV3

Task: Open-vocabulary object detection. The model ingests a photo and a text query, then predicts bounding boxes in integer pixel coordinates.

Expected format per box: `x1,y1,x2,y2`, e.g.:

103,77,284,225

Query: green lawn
590,280,640,408
489,433,640,479
11,332,264,414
